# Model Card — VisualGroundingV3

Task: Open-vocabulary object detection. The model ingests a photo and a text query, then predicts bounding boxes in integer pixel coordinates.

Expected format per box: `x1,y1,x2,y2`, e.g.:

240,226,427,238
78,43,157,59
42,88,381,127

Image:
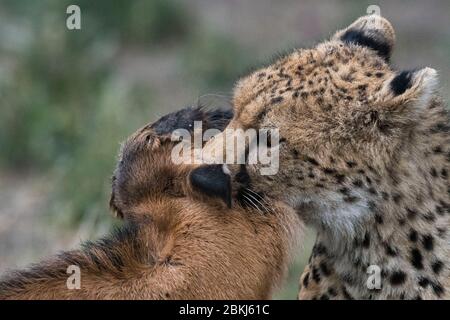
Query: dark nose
234,164,251,185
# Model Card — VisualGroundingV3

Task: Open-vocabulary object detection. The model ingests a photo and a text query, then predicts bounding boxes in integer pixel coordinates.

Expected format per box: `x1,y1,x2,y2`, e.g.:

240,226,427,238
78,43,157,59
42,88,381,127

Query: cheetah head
203,15,440,238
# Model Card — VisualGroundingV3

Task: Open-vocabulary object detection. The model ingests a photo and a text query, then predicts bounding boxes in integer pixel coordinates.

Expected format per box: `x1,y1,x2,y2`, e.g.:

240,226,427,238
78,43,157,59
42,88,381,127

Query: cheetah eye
260,130,283,149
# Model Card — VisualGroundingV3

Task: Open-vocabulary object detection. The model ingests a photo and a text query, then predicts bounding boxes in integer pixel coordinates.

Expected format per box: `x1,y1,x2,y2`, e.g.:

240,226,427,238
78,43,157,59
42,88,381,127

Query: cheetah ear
189,164,232,208
371,68,439,129
381,67,438,111
334,15,395,62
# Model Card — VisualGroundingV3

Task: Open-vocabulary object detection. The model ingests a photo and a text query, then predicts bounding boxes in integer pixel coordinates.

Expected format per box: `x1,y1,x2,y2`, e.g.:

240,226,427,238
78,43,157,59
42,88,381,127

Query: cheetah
203,15,450,299
0,107,302,299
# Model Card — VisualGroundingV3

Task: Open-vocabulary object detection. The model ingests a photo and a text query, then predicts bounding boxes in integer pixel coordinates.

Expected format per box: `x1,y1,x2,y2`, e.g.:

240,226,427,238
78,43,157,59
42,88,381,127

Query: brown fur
204,15,450,299
0,108,302,300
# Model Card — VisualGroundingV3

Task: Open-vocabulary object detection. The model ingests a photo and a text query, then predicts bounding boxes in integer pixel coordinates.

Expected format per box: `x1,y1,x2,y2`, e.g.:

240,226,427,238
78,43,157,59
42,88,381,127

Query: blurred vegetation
0,0,250,227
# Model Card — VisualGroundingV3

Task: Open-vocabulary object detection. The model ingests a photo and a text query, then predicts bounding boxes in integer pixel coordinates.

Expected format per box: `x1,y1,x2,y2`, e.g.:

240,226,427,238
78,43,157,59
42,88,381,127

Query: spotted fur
204,15,450,299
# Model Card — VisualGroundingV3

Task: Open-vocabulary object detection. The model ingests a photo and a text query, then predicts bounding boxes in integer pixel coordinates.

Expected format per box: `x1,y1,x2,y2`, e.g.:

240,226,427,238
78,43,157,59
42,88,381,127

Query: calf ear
334,15,395,62
109,192,124,219
189,164,232,208
109,175,124,219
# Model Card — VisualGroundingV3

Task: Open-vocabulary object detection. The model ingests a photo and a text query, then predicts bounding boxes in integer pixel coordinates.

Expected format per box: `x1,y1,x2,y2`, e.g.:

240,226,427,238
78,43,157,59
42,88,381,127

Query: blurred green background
0,0,449,299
